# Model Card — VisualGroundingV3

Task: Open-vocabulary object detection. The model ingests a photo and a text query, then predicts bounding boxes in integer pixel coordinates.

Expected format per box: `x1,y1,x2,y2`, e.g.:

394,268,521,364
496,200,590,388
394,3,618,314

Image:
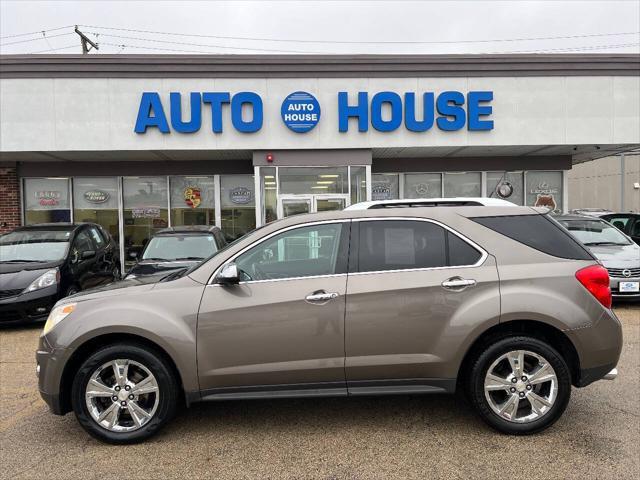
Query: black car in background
601,213,640,245
125,226,226,279
0,223,120,325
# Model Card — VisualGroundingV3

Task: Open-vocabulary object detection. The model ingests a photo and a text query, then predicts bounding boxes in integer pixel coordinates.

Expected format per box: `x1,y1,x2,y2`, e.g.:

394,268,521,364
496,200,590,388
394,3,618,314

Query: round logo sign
281,91,320,133
229,187,253,205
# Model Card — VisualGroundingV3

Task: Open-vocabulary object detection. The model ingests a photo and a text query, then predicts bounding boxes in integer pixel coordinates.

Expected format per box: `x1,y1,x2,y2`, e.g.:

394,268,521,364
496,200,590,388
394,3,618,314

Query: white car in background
345,197,517,210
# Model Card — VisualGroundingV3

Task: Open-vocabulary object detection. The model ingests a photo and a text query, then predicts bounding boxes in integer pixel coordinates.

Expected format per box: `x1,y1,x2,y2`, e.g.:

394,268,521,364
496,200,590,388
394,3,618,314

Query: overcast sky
1,0,639,55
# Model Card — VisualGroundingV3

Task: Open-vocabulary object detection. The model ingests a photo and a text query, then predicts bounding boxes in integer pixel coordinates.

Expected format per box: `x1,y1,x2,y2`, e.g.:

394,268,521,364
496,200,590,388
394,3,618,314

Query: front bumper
0,286,59,326
609,274,640,299
36,334,69,415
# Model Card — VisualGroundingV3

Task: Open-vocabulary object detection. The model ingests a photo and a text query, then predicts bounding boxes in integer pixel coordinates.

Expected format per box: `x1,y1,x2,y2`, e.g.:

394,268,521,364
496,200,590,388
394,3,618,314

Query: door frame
277,194,351,219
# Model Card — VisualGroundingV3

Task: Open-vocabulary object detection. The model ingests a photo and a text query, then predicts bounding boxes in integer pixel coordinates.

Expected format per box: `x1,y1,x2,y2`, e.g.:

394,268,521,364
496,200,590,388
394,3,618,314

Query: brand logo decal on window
83,190,110,204
35,191,61,206
229,187,253,205
183,187,201,208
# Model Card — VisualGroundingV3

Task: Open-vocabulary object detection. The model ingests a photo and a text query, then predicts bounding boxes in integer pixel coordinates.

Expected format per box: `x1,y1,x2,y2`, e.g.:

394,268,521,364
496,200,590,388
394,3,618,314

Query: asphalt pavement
1,305,638,480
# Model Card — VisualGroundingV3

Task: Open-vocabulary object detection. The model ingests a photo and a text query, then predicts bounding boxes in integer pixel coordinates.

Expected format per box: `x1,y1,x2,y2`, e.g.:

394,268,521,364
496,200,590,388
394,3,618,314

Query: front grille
607,267,640,278
0,289,22,299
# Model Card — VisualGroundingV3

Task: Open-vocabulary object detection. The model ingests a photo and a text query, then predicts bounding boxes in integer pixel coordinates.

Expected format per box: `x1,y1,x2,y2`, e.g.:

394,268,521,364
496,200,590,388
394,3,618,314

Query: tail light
575,265,612,309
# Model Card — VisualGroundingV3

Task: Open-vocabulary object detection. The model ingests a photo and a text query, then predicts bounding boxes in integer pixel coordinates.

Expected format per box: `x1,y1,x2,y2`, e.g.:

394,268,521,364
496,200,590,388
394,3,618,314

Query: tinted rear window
357,220,482,273
471,214,593,260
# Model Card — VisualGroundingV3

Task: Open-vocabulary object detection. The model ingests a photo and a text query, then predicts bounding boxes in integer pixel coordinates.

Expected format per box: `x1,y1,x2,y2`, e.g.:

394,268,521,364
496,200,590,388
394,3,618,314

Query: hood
587,243,640,268
0,260,63,290
63,275,163,303
126,260,199,278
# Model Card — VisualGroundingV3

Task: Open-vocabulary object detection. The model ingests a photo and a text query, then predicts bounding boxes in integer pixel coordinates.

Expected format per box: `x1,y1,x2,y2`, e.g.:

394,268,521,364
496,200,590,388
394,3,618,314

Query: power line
0,25,74,40
79,24,640,45
25,44,79,54
97,40,640,56
87,32,333,54
0,32,75,47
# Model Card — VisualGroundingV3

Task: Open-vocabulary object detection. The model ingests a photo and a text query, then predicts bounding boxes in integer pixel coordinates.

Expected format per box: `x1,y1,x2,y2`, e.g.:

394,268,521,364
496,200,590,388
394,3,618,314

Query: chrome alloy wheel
85,359,160,432
484,350,558,423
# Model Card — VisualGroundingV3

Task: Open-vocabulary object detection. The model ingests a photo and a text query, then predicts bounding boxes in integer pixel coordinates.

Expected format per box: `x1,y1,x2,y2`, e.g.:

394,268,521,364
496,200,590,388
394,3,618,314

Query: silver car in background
555,215,640,300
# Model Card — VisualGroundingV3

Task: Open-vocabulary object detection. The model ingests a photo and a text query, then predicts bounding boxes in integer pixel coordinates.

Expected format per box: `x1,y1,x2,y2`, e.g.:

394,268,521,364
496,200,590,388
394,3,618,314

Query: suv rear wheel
468,336,571,435
71,343,179,444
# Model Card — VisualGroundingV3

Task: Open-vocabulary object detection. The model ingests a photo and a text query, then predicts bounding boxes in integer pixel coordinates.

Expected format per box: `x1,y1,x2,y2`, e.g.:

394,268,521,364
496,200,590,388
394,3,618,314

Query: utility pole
74,26,98,54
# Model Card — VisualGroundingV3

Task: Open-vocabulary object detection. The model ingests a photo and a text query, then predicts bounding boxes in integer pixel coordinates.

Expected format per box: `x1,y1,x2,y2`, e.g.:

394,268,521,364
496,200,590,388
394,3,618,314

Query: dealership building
0,54,639,271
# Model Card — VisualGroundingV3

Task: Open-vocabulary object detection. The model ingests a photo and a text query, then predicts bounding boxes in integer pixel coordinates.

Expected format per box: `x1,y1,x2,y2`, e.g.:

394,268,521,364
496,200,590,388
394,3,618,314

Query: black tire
65,285,80,297
468,336,571,435
71,343,179,444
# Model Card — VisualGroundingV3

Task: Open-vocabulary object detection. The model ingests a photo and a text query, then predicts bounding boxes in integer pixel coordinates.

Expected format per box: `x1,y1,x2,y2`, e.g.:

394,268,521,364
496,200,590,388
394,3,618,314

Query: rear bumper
576,363,618,387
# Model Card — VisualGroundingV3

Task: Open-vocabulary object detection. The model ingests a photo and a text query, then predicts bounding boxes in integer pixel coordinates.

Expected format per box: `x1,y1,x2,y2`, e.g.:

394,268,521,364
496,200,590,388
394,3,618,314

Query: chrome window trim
350,216,488,275
207,219,351,285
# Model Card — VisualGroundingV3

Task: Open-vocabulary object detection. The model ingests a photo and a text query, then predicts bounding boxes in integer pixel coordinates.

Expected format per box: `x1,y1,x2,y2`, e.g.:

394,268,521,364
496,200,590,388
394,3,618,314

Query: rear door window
356,220,482,273
472,214,593,260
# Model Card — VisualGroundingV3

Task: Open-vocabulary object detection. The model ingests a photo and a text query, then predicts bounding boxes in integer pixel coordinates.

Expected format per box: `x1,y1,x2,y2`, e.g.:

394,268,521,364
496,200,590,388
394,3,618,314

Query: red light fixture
266,153,274,163
575,265,612,309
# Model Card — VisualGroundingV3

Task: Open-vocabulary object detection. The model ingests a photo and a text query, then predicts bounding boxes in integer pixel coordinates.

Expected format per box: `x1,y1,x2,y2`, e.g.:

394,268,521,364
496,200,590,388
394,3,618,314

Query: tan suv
36,206,622,443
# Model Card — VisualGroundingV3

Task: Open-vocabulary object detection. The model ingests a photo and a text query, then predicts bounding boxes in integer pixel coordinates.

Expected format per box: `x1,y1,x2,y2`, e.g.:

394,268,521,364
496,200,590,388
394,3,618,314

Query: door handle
305,290,339,304
441,277,477,291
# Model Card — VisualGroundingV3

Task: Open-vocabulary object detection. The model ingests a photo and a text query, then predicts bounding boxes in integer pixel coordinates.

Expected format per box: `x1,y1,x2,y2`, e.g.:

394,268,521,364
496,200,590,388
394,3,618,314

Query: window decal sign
83,190,110,204
183,187,201,208
229,187,253,205
36,191,61,207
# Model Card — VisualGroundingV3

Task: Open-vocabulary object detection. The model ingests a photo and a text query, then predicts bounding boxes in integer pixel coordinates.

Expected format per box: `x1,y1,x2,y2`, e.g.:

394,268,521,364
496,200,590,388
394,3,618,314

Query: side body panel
345,257,501,385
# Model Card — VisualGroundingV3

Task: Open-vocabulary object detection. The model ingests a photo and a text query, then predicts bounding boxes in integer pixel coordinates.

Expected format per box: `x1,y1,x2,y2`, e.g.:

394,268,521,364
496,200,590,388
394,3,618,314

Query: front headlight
43,303,76,335
23,268,59,293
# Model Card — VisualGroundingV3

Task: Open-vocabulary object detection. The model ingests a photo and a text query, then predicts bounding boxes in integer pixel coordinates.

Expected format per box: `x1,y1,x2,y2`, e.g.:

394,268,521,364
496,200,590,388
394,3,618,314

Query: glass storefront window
526,171,563,213
404,173,442,199
73,177,120,242
23,178,71,224
122,177,168,269
170,176,216,226
350,166,367,205
443,172,481,197
486,171,524,205
260,167,277,224
372,174,399,200
279,167,349,195
220,175,256,241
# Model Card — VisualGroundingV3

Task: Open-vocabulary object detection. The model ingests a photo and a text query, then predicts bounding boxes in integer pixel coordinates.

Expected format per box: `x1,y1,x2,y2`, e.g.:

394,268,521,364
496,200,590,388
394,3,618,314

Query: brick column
0,165,21,233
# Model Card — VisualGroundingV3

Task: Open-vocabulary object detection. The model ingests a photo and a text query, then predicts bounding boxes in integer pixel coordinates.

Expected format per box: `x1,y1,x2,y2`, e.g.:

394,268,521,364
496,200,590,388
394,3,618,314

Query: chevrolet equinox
36,206,622,444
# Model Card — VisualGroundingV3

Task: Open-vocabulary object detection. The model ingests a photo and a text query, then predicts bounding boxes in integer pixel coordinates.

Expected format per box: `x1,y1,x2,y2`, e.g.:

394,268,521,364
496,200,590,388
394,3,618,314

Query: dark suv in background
125,226,226,279
0,223,120,325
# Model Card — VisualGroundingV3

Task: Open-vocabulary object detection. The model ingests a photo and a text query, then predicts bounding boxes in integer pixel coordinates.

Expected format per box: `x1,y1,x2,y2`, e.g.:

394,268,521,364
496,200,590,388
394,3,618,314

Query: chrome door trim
207,219,351,285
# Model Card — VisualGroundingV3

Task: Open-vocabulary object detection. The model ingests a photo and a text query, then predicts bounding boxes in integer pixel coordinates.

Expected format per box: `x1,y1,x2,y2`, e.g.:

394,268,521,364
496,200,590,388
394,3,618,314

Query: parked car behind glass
555,215,640,300
600,213,640,246
125,226,226,279
37,207,621,444
0,223,119,325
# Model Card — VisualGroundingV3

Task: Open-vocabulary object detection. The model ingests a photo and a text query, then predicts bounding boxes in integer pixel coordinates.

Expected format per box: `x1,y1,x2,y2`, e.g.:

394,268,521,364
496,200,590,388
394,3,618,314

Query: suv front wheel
71,343,179,444
468,336,571,435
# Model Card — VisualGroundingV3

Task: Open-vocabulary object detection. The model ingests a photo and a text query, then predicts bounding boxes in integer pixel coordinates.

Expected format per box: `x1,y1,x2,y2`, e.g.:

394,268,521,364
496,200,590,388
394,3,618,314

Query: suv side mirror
128,251,138,260
216,262,240,285
81,250,96,260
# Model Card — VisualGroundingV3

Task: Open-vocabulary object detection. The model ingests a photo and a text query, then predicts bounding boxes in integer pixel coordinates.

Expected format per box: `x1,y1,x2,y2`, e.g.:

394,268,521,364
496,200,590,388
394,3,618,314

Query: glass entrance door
278,195,348,218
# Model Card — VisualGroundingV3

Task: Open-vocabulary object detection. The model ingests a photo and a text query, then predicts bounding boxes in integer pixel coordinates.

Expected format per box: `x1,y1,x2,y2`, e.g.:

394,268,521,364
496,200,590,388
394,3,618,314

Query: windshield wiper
173,256,205,261
141,257,169,262
0,259,46,263
158,267,189,282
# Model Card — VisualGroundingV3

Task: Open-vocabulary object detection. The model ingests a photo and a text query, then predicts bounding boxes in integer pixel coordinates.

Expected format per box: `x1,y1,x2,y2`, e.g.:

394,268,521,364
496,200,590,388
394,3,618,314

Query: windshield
141,234,217,261
559,219,632,246
0,230,71,262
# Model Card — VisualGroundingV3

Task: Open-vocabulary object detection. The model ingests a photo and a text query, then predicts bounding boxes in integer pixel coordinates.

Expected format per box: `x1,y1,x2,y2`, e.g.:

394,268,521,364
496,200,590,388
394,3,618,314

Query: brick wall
0,165,21,233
